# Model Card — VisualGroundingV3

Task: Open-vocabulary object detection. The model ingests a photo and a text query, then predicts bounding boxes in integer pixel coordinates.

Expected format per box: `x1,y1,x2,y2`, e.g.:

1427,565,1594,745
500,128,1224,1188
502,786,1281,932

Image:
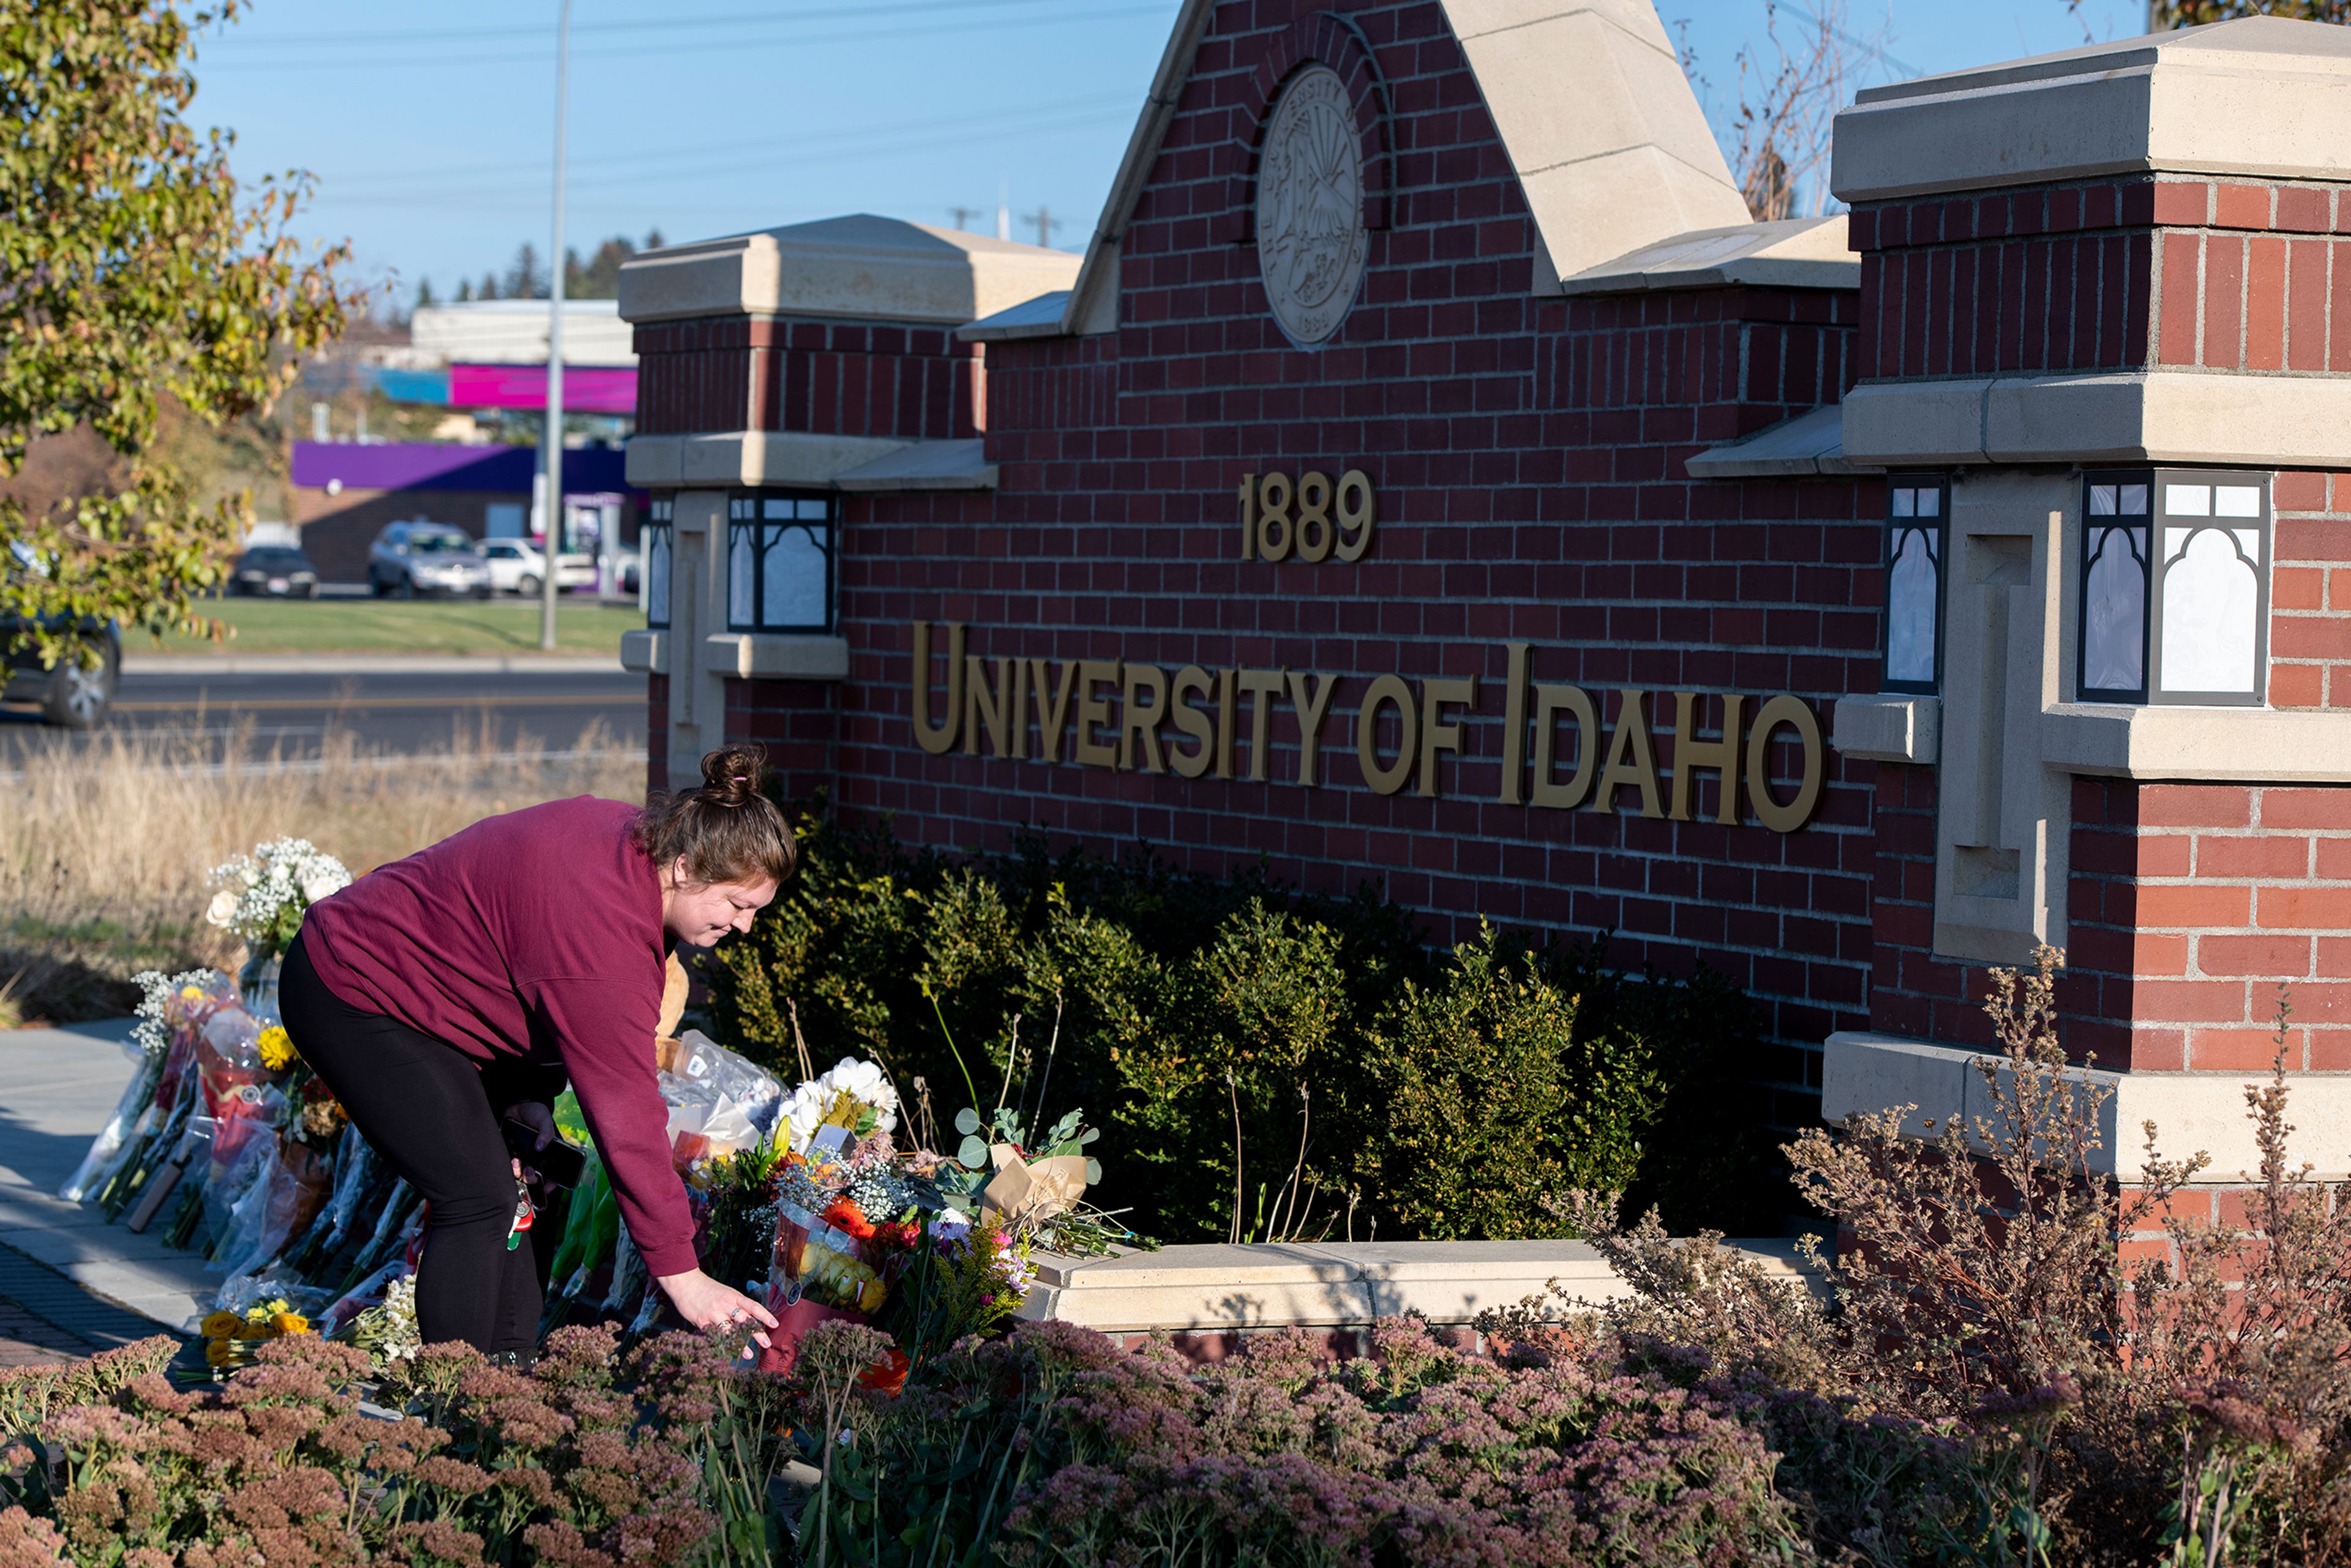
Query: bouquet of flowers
62,970,238,1208
195,1295,312,1375
206,837,351,1008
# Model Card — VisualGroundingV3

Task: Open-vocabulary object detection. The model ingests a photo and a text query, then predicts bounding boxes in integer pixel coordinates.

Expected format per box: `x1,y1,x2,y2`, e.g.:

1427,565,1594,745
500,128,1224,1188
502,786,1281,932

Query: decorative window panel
2076,471,2269,707
1881,476,1946,695
642,497,673,630
726,493,834,634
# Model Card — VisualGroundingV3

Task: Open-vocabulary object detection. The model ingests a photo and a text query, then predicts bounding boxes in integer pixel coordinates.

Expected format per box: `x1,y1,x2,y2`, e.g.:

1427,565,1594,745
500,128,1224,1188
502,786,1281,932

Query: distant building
291,299,643,582
291,441,634,585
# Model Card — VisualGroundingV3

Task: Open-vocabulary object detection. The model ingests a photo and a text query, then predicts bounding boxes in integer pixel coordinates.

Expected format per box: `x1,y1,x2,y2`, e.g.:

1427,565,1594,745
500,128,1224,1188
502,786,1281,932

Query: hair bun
699,745,767,808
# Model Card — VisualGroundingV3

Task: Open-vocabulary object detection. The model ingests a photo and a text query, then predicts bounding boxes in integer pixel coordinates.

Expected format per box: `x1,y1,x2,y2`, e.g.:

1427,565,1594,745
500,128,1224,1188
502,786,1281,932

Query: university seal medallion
1254,66,1367,347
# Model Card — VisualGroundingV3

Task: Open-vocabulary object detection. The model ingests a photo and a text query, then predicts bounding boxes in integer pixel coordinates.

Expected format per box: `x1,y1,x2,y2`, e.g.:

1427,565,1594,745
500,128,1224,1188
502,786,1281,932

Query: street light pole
539,0,572,653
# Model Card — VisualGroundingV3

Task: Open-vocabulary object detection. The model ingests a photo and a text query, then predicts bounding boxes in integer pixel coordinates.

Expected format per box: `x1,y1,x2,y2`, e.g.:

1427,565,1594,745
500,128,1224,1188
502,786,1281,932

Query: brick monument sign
618,4,2351,1182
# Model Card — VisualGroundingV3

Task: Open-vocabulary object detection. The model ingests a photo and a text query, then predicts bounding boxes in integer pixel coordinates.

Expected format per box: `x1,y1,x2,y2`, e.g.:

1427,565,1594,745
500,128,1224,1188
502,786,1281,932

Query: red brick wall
726,677,840,805
2268,468,2351,710
636,317,980,441
821,0,1874,1121
1850,175,2351,381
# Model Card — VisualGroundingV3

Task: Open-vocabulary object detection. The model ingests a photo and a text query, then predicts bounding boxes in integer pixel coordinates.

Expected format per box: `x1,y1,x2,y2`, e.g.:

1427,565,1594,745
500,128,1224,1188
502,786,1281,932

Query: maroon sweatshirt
299,796,697,1277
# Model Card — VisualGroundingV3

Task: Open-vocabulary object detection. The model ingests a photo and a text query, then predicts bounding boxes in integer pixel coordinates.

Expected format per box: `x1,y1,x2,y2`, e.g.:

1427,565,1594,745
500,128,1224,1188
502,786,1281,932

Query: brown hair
631,744,799,888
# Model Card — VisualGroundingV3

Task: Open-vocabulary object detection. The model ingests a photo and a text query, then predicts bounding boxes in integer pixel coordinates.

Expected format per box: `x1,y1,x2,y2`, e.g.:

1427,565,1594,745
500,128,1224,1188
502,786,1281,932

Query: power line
194,1,1176,72
210,0,1108,49
313,90,1137,194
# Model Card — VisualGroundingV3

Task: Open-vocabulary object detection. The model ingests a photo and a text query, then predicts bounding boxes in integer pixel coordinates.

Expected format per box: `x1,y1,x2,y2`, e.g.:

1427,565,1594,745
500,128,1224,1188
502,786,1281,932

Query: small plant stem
927,988,980,1111
995,1011,1021,1117
1024,993,1065,1132
787,997,814,1084
1227,1070,1245,1245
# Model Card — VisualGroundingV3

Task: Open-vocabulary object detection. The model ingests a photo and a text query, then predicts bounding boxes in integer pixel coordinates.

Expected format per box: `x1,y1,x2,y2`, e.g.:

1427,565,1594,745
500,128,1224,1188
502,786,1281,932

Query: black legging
280,934,539,1354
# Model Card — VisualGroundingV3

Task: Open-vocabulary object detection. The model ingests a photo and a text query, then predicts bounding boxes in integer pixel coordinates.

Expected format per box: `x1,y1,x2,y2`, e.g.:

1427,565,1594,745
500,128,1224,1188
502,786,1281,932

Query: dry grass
0,716,647,1024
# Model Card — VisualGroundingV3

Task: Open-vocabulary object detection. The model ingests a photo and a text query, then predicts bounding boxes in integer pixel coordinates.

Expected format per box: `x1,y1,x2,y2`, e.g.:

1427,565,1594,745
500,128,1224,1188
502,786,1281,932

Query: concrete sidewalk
0,1021,211,1335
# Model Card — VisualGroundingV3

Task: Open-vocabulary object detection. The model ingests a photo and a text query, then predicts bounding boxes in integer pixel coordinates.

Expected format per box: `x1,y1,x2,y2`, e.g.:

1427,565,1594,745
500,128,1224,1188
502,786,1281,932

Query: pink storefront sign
448,362,637,415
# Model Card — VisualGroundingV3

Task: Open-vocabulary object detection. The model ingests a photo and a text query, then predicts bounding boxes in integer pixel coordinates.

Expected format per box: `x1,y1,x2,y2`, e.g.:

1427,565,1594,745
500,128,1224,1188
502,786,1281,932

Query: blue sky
182,0,2148,314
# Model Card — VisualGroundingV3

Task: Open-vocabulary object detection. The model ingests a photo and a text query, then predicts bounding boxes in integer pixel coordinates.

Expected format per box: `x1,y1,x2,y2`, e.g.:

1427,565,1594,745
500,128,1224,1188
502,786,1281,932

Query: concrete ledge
701,632,849,681
1834,694,1940,763
619,629,669,675
1018,1238,1815,1334
625,431,911,489
1824,1029,2351,1182
1562,216,1859,297
834,437,997,492
1843,370,2351,470
2043,703,2351,783
1685,403,1861,479
1833,20,2351,203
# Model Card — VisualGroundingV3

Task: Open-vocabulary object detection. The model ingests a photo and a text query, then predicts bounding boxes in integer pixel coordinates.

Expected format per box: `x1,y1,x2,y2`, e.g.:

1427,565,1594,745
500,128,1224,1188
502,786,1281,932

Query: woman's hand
656,1269,778,1351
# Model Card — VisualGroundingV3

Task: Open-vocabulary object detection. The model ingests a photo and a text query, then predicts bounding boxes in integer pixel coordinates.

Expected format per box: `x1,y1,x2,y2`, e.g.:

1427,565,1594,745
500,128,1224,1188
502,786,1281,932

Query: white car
479,540,598,596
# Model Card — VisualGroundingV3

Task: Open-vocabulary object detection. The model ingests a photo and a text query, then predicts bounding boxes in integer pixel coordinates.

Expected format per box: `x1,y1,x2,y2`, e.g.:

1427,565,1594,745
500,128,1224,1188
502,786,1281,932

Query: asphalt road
0,665,651,766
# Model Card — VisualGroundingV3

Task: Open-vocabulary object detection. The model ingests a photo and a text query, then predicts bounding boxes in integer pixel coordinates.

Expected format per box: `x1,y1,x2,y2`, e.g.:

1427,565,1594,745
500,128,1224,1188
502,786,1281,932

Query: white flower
204,890,239,928
301,873,344,904
779,1083,828,1155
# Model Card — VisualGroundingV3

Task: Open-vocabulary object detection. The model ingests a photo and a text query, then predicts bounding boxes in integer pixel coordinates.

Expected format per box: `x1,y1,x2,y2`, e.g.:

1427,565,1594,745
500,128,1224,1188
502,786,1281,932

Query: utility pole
540,0,572,652
948,204,983,232
1021,206,1063,248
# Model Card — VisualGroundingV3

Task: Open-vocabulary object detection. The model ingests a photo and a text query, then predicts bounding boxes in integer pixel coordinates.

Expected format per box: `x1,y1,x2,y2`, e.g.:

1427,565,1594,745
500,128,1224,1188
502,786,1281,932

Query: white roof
409,299,635,367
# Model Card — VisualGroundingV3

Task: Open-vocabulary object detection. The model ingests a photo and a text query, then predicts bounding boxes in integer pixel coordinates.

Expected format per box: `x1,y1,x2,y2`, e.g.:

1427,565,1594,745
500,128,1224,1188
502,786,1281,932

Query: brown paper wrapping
980,1146,1089,1225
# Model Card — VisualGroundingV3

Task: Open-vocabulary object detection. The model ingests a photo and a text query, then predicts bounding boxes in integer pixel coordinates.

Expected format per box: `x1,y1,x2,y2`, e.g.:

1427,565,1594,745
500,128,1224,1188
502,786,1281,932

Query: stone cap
834,437,997,492
1562,216,1857,296
958,290,1072,343
1834,16,2351,202
1684,402,1859,479
618,214,1081,326
1020,1237,1817,1332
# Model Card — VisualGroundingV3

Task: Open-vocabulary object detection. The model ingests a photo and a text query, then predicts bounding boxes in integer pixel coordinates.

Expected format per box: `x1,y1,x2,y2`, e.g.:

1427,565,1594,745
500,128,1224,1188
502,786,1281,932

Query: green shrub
698,811,1785,1244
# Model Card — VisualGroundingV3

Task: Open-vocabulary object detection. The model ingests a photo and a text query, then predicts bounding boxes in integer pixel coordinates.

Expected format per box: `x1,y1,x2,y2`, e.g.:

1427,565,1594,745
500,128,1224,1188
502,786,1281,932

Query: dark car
3,542,121,729
231,544,320,598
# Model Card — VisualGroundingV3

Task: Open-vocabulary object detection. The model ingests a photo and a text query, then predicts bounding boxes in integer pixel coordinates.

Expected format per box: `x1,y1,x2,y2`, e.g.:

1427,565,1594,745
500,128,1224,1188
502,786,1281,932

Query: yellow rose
199,1311,242,1339
180,985,204,1001
255,1027,296,1072
271,1312,310,1336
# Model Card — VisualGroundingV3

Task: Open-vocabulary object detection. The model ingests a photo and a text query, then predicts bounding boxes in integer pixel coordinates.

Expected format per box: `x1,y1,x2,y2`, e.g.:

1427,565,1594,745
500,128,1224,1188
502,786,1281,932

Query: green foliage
0,1,359,663
700,812,1784,1245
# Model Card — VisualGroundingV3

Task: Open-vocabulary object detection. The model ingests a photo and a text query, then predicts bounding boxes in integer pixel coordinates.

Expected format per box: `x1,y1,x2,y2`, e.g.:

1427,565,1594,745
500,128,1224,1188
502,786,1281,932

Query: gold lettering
1214,667,1237,780
962,655,1021,758
1531,683,1597,809
1168,666,1216,778
1417,676,1477,798
1257,475,1293,561
1334,470,1376,561
1591,688,1663,818
1030,657,1077,763
1745,694,1825,833
1356,673,1417,796
1498,642,1529,805
910,621,965,756
1237,667,1285,782
1120,664,1169,773
1073,659,1122,768
1238,475,1256,561
1284,670,1340,786
1295,471,1333,562
1669,691,1744,823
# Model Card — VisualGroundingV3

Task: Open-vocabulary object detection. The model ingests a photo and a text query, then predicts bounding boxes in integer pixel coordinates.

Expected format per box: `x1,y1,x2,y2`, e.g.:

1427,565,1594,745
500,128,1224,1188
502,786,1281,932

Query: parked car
367,522,492,599
230,544,320,598
3,544,120,728
478,539,598,596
